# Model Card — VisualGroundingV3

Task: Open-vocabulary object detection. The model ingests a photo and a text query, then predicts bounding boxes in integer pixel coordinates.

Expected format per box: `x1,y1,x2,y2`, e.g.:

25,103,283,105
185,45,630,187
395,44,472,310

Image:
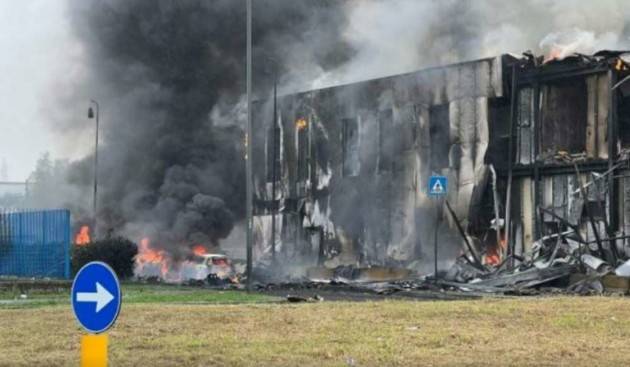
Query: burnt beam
505,64,518,268
608,69,620,232
533,82,542,239
517,65,609,86
498,160,609,178
608,68,620,263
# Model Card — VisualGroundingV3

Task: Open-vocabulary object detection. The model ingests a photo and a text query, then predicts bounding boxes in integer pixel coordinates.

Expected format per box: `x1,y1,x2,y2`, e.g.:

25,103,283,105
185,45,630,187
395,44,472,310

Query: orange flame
192,245,207,256
75,226,91,246
136,237,169,276
543,47,564,64
295,118,308,131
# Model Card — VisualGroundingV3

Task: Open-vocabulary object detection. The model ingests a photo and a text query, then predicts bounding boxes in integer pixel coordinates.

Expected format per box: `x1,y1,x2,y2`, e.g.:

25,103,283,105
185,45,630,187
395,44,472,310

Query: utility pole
271,72,278,264
88,100,100,241
245,0,254,291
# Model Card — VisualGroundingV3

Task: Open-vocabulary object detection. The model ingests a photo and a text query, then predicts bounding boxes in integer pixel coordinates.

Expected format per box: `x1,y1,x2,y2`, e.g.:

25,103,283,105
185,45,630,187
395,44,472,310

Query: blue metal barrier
0,209,71,279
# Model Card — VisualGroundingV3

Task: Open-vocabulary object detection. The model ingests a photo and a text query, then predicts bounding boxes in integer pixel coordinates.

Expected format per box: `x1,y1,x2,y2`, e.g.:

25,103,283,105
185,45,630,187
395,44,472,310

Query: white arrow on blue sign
71,261,121,334
428,175,448,196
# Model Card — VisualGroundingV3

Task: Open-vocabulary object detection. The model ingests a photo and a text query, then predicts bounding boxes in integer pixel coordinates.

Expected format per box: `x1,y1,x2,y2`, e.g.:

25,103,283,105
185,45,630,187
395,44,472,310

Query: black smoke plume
64,0,350,258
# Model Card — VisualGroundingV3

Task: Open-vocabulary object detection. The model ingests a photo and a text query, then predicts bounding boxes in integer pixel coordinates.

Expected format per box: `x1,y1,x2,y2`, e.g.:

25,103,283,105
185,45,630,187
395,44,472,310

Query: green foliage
71,237,138,279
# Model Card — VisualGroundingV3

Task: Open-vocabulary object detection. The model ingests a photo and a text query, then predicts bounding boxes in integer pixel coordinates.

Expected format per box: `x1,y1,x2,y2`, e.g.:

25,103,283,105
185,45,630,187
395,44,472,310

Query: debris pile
438,151,630,295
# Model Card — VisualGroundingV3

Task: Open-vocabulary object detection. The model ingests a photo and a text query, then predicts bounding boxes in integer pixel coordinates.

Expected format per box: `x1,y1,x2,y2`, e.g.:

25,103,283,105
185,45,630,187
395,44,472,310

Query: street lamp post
88,100,99,241
264,56,279,265
271,69,278,264
245,0,253,291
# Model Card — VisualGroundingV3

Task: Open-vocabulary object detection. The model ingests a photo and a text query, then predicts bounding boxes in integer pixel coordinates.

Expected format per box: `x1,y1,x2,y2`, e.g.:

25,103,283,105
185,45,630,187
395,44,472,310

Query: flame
485,246,501,266
615,59,628,71
543,46,565,64
295,118,308,131
134,238,238,284
136,237,169,277
75,225,91,246
192,245,207,256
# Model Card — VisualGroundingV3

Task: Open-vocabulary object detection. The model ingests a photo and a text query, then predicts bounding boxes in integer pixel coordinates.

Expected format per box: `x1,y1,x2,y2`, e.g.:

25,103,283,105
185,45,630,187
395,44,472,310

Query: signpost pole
434,198,441,278
81,334,108,367
428,175,447,279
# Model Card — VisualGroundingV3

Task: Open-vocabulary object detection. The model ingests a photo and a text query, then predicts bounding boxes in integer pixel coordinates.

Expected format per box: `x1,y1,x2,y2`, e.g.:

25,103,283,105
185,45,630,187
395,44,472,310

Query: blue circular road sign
71,261,121,334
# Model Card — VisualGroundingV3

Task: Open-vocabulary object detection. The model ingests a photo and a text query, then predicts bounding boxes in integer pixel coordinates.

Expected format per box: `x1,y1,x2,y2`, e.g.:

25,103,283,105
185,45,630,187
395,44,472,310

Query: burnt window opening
398,106,418,152
429,104,450,171
342,117,360,177
486,98,512,169
377,109,393,173
296,118,309,182
619,92,630,147
518,88,534,128
540,78,587,155
266,125,281,182
583,200,606,221
516,87,535,164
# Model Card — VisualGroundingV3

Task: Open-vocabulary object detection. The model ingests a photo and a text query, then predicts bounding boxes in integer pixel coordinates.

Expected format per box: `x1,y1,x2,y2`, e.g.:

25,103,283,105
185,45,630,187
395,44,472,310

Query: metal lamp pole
271,71,277,264
88,100,99,241
245,0,254,291
265,56,279,265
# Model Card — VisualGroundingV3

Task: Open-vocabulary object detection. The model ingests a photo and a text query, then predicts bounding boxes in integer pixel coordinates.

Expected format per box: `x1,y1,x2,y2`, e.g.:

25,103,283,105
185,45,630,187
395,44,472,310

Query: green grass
121,284,278,304
0,283,278,309
2,297,630,366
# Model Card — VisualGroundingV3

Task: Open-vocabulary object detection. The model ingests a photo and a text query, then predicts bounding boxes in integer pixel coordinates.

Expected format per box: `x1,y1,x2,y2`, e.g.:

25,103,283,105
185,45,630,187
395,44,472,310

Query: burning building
251,50,630,280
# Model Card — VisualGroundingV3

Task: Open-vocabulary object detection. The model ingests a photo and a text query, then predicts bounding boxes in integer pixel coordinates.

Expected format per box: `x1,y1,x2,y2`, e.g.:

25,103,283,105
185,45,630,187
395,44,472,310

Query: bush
72,237,138,279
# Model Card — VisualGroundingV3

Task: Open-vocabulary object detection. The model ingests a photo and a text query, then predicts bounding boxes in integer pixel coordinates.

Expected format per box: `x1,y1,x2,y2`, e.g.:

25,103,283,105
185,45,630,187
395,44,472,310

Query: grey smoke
287,0,630,90
47,0,630,259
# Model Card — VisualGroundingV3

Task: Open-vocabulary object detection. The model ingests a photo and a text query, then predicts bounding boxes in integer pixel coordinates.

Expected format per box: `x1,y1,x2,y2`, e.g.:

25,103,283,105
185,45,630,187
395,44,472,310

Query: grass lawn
1,286,630,366
0,283,277,309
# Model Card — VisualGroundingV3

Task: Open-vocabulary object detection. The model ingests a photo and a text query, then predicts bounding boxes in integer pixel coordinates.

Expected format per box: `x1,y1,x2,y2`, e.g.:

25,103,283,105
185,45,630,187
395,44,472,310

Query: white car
182,254,237,284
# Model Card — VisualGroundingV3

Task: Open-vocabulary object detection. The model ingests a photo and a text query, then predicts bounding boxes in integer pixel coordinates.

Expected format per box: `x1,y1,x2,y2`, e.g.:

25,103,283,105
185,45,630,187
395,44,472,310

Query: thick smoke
284,0,630,90
51,0,629,259
59,0,349,258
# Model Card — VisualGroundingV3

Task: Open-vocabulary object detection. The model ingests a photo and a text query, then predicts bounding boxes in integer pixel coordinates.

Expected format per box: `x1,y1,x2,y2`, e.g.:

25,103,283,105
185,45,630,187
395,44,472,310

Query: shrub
72,237,138,279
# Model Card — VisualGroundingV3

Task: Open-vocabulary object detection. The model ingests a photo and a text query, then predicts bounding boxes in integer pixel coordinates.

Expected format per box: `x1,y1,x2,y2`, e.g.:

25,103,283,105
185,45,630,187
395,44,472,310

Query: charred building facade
251,52,630,276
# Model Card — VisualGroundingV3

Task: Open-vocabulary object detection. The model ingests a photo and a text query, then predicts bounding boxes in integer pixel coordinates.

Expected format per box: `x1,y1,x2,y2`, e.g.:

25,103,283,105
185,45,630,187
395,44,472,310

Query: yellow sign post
81,334,108,367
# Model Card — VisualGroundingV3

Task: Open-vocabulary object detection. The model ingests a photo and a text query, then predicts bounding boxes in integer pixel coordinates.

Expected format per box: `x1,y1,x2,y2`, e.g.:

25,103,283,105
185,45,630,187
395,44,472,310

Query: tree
0,158,7,181
27,152,70,209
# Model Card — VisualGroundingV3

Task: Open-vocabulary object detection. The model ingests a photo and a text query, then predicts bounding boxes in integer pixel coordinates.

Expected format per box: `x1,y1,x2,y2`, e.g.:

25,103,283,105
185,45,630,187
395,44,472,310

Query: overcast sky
0,1,88,182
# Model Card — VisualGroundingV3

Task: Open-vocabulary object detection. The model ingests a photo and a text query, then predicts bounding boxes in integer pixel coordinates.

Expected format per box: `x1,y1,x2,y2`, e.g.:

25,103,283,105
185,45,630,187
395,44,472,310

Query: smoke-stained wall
253,56,505,271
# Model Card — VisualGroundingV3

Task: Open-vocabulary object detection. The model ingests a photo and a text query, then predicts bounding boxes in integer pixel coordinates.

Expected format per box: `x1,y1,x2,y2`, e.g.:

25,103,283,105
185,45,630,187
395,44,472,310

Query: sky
0,0,88,182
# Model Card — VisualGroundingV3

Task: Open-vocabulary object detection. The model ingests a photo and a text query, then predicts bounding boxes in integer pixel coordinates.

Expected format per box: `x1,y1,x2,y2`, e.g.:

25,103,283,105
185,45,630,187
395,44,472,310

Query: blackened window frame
429,104,450,171
342,117,359,177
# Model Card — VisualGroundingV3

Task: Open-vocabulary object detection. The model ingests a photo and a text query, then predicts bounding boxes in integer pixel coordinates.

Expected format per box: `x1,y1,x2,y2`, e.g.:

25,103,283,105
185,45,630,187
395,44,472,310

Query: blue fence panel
0,209,71,279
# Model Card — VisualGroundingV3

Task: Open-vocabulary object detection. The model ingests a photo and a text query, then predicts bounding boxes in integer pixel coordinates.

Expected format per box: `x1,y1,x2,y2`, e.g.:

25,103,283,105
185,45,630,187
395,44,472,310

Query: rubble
286,294,324,303
434,154,630,295
614,259,630,277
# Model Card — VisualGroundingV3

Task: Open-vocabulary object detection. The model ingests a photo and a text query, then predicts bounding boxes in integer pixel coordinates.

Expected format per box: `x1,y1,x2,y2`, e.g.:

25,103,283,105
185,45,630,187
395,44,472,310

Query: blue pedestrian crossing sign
71,261,121,334
428,175,448,196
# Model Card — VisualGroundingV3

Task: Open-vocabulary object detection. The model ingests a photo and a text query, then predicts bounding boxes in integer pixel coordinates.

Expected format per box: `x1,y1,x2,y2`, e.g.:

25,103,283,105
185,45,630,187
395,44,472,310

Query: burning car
135,238,240,285
182,253,239,285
